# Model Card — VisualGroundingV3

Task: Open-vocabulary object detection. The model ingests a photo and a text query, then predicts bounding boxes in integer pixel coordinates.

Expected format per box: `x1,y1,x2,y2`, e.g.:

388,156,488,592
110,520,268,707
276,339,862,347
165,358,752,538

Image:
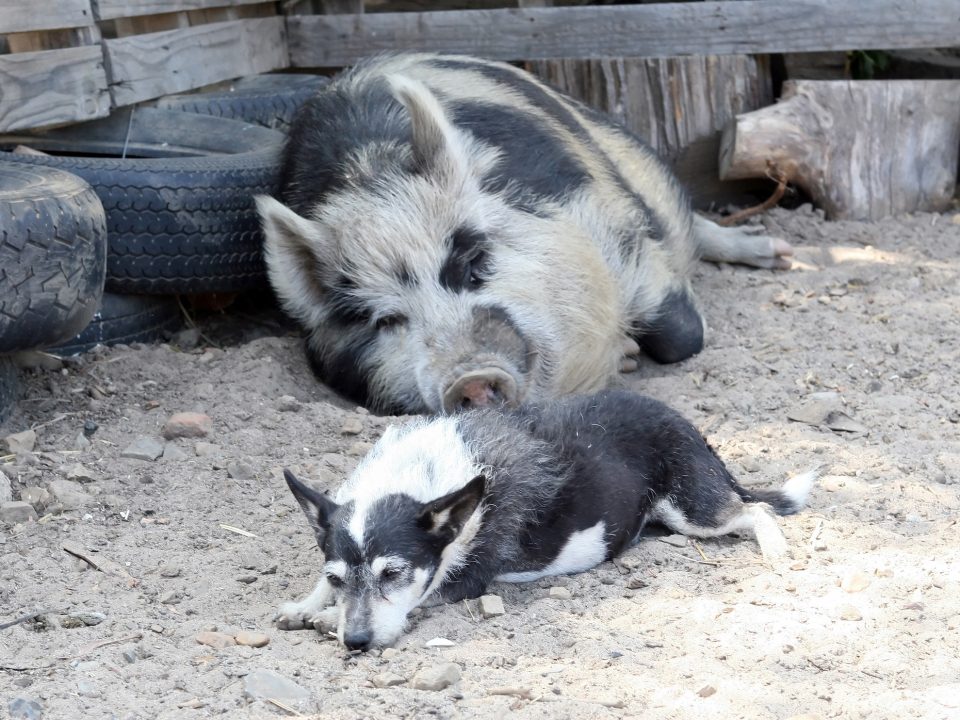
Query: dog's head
284,468,485,650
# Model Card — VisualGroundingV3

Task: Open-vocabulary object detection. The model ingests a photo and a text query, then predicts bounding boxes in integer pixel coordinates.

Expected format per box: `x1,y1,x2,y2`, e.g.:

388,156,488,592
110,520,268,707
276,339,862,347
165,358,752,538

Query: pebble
172,327,201,349
411,663,461,691
194,442,220,458
0,501,35,525
195,631,236,649
659,534,689,548
0,469,12,504
122,649,137,664
697,685,717,698
840,570,871,593
227,460,257,482
76,680,100,698
425,637,456,648
381,648,400,660
340,418,363,435
235,631,270,648
120,437,165,461
236,575,258,584
20,487,50,509
71,432,91,452
740,457,761,473
839,605,863,621
159,565,181,578
242,669,312,706
277,395,301,412
548,586,572,600
67,611,106,627
2,429,37,455
8,697,43,720
64,464,97,483
347,441,373,457
478,594,505,618
162,412,212,440
162,444,189,462
46,480,93,510
372,672,407,688
159,590,182,604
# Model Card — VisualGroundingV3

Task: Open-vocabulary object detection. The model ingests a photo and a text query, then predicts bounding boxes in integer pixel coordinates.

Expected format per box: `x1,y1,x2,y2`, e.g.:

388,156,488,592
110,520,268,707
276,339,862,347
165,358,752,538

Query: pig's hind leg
694,215,793,270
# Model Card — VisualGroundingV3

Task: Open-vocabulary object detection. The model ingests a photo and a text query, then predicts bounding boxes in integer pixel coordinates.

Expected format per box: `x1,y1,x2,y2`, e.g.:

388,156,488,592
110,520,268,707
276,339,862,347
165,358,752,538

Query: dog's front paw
275,601,339,633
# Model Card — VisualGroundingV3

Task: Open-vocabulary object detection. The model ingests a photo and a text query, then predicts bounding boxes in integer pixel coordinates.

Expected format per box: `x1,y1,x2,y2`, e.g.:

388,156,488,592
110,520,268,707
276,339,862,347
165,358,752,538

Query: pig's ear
388,76,462,179
284,469,339,546
255,195,332,326
417,474,486,545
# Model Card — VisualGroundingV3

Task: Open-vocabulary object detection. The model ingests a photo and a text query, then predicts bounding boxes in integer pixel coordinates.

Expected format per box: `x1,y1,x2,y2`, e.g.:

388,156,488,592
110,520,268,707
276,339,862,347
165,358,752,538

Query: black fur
439,226,491,291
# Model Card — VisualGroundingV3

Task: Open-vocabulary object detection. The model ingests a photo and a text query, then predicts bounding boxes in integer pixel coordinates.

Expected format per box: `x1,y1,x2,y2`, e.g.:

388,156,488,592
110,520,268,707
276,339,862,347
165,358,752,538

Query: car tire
50,293,182,356
1,108,285,295
0,162,107,353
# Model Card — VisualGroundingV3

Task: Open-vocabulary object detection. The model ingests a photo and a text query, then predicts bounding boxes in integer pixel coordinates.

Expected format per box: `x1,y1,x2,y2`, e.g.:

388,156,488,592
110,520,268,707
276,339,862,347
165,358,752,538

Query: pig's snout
442,368,518,413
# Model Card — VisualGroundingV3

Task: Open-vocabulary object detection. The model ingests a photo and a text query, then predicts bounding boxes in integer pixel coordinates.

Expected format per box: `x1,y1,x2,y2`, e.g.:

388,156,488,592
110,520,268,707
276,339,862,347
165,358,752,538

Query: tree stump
719,79,960,220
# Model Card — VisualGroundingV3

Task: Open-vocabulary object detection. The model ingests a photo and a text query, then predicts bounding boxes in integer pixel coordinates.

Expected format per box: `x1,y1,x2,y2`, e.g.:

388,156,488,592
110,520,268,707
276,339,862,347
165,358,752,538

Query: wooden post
719,79,960,220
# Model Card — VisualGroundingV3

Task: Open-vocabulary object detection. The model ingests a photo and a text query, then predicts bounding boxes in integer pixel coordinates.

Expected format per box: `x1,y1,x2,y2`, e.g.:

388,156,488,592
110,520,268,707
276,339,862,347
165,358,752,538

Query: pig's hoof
734,228,794,270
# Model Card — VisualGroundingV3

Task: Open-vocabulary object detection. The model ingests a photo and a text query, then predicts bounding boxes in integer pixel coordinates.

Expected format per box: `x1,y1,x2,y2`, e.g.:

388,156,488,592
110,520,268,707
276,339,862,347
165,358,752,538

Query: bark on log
719,79,960,220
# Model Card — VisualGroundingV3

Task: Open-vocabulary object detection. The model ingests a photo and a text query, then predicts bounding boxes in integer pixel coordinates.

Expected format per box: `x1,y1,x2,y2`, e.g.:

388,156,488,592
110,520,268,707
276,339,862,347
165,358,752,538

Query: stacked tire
0,73,320,420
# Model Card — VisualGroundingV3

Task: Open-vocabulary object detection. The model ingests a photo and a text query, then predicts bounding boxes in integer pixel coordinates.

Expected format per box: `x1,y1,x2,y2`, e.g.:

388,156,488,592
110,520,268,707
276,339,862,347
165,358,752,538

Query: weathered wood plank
92,0,269,21
0,0,93,34
103,17,289,107
288,0,960,67
0,45,110,132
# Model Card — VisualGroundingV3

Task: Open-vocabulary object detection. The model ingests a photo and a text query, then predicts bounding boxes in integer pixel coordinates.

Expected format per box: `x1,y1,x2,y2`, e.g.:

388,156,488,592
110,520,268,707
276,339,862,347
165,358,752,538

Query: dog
276,390,815,650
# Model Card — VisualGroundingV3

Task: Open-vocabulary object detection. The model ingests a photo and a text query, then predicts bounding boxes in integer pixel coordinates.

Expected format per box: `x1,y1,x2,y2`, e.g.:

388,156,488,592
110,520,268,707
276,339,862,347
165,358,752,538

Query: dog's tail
734,469,818,516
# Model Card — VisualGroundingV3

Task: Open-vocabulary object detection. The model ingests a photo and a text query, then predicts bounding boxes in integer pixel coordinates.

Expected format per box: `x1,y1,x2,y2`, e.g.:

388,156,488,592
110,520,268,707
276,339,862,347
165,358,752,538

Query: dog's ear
284,469,339,545
417,474,486,544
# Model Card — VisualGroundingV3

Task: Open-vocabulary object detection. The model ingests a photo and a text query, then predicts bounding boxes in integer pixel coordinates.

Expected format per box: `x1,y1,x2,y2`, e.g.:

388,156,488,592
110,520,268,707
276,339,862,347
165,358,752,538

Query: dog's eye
379,567,402,584
375,314,407,332
326,573,344,589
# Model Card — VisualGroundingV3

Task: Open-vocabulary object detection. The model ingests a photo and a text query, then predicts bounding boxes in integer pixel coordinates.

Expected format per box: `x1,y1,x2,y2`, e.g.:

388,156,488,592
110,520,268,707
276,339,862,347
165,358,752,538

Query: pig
256,53,792,414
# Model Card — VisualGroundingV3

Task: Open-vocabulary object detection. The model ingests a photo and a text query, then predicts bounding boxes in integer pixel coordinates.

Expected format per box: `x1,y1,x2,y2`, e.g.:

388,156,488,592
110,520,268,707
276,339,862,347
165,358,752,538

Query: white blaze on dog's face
283,425,486,649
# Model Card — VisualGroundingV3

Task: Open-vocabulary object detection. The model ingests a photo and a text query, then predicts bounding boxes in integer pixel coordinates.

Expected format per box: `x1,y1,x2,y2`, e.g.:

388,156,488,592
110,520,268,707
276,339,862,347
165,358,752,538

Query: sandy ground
1,205,959,720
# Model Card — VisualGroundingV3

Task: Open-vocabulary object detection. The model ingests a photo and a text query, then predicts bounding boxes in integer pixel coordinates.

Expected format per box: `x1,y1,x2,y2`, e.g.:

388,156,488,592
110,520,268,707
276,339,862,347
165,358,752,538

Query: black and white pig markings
256,53,793,415
276,390,815,650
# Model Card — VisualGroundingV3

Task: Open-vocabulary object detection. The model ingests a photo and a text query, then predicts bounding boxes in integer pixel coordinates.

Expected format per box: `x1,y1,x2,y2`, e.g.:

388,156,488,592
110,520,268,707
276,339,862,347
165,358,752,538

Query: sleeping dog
277,390,815,650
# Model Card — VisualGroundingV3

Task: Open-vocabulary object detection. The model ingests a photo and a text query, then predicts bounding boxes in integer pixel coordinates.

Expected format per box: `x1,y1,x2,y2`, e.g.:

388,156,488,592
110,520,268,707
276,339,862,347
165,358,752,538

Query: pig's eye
375,314,407,331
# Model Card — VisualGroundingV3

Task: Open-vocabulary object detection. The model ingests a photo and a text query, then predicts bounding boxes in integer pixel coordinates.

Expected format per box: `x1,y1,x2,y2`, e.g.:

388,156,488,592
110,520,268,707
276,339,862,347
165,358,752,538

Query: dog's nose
343,630,373,652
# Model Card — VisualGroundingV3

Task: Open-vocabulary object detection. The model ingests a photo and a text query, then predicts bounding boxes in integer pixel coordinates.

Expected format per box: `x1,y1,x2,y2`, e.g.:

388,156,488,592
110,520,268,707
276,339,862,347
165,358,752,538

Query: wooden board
0,45,110,132
288,0,960,67
0,0,93,35
103,16,288,106
92,0,269,21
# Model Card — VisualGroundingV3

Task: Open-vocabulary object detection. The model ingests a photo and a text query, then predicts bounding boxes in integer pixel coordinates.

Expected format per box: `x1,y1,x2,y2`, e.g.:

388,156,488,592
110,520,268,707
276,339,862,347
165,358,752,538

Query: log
719,80,960,220
530,54,775,208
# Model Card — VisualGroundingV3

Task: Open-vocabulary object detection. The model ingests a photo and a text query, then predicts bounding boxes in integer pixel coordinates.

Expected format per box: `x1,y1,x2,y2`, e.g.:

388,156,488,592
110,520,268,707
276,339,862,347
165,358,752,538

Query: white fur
496,520,608,582
781,469,818,511
369,567,431,646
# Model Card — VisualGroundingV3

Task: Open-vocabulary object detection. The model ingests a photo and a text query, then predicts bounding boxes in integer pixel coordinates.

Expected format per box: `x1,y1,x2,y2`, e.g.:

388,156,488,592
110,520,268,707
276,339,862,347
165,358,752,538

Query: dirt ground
1,205,958,720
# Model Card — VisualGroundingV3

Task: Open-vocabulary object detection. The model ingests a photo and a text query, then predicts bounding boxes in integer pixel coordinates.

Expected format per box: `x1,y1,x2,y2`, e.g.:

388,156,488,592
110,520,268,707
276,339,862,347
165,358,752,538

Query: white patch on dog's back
338,417,481,545
495,520,608,583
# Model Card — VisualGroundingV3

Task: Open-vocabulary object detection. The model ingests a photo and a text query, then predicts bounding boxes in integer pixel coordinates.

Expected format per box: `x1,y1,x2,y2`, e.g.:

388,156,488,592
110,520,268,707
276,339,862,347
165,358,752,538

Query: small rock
195,631,236,649
194,442,220,458
76,680,100,699
659,534,689,548
740,457,761,473
243,669,311,706
235,631,270,648
159,590,182,605
697,685,717,698
1,501,38,525
841,570,871,593
120,437,165,461
162,412,212,440
82,420,98,438
159,565,181,578
0,469,12,504
372,672,406,688
839,605,863,621
3,429,37,455
71,432,91,452
340,418,363,435
411,663,461,691
626,576,648,590
277,395,301,412
424,637,456,648
172,327,201,350
226,460,257,482
162,443,189,462
478,594,505,619
19,487,50,510
236,575,258,584
66,611,106,626
121,648,137,664
8,697,43,720
64,464,97,483
46,480,92,510
347,441,373,457
381,648,400,660
548,586,572,600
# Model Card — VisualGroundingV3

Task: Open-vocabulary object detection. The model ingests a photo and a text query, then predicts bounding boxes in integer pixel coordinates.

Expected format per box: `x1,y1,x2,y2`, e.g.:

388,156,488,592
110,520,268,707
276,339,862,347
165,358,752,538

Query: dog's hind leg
276,577,339,631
